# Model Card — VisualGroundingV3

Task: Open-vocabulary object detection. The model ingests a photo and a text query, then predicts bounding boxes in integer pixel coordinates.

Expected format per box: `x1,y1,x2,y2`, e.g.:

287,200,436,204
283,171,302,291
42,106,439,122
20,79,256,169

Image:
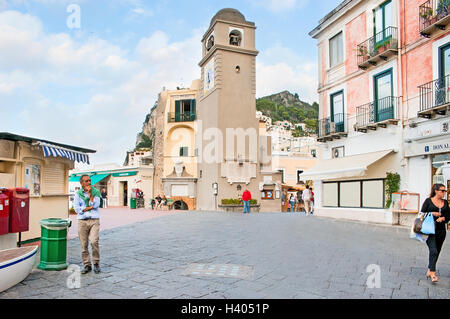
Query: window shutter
42,163,65,195
175,100,181,122
191,99,196,120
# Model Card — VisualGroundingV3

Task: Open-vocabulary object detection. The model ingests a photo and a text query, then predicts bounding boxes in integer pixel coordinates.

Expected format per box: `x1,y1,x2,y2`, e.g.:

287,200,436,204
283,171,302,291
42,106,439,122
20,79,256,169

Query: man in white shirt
302,185,312,216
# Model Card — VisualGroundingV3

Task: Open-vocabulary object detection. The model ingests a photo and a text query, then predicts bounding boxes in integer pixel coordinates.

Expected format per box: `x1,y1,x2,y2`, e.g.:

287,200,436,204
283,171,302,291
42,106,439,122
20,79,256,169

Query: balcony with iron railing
420,0,450,37
357,27,399,70
317,113,348,142
418,74,450,118
355,96,400,133
167,112,196,123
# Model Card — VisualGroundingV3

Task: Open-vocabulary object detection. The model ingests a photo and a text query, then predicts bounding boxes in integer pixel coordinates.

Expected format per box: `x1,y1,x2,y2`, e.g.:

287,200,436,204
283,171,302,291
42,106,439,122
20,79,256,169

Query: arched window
206,35,214,51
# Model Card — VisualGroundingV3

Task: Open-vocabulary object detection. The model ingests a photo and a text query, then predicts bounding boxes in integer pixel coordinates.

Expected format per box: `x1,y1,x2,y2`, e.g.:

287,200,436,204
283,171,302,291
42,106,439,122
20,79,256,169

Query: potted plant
437,0,450,19
420,7,433,21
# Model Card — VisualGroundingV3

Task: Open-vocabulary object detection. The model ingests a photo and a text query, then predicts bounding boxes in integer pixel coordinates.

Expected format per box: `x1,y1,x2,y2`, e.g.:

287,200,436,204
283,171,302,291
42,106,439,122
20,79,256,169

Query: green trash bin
37,218,71,271
130,198,136,209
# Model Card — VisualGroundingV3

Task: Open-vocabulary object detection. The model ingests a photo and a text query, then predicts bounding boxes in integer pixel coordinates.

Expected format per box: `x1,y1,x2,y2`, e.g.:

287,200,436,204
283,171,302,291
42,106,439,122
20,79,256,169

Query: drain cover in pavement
182,264,254,279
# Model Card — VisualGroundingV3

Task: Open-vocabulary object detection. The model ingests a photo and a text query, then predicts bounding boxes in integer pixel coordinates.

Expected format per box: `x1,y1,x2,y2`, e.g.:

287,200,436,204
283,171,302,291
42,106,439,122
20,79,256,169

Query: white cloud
256,45,317,103
250,0,309,13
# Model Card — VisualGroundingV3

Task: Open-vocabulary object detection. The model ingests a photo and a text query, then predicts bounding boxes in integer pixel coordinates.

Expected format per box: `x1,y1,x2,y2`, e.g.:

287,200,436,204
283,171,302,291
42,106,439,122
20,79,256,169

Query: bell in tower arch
229,29,242,46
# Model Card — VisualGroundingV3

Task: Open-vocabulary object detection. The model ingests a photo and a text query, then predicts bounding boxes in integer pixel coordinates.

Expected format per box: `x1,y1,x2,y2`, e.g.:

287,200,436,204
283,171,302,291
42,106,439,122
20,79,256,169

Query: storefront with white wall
405,117,450,204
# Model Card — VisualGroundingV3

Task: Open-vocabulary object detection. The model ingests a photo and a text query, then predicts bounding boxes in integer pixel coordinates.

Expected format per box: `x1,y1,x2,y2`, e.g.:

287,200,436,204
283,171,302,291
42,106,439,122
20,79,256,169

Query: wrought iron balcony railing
168,112,196,123
418,74,450,118
357,27,398,70
355,96,400,132
317,113,347,141
419,0,450,37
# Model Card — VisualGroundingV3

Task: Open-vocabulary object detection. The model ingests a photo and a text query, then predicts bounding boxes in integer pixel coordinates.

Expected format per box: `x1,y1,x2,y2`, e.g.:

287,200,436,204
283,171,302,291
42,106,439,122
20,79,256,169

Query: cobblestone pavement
2,211,450,299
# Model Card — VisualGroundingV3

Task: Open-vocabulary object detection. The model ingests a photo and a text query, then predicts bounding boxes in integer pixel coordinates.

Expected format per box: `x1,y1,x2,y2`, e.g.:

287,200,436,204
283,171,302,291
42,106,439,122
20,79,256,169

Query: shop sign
406,139,450,157
424,142,450,154
112,171,138,177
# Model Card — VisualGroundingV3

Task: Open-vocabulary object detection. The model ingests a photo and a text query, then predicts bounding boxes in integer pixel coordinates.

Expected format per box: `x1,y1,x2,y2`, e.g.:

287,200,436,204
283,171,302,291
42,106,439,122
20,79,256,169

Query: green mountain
256,91,318,136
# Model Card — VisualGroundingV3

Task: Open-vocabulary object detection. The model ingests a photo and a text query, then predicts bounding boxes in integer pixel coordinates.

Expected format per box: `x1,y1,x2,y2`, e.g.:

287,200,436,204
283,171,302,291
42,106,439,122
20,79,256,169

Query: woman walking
421,184,449,283
289,194,295,213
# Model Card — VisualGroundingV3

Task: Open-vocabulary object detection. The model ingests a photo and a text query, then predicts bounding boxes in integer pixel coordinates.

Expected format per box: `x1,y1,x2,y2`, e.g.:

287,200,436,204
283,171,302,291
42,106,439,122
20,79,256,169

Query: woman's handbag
413,213,424,234
420,212,436,235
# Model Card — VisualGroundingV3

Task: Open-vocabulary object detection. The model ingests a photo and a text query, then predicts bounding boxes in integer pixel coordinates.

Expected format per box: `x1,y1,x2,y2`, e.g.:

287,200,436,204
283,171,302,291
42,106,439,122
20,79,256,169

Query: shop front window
261,190,274,200
323,179,385,209
432,153,450,200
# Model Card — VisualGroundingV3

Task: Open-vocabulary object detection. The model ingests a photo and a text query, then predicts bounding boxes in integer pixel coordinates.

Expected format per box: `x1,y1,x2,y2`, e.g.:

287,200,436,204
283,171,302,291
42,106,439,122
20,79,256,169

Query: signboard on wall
405,138,450,157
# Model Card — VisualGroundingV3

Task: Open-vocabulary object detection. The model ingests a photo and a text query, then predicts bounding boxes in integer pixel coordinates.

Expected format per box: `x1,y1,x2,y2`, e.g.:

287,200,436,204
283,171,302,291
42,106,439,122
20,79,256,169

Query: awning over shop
69,175,81,182
38,141,90,164
299,149,394,181
90,174,110,185
69,173,110,185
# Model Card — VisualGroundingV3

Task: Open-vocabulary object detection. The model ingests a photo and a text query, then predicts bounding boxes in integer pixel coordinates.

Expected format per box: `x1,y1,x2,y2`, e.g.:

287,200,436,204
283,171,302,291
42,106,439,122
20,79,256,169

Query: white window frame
328,30,345,69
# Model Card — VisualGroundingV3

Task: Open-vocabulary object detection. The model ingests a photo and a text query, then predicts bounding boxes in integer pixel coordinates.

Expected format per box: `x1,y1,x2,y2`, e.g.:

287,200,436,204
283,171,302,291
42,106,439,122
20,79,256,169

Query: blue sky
0,0,342,166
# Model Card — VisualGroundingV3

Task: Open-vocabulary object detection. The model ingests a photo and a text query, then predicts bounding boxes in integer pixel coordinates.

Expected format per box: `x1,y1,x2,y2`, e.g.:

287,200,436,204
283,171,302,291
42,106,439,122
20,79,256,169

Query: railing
356,96,400,128
357,27,398,66
318,113,346,139
418,74,450,113
419,0,450,34
168,112,196,123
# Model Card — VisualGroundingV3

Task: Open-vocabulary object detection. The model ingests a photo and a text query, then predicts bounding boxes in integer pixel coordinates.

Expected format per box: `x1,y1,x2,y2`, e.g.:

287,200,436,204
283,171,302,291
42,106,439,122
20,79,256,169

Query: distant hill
256,91,318,136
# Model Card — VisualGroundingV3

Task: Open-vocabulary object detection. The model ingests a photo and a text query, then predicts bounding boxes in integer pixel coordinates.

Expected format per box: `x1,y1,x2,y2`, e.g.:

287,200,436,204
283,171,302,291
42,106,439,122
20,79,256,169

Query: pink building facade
307,0,450,225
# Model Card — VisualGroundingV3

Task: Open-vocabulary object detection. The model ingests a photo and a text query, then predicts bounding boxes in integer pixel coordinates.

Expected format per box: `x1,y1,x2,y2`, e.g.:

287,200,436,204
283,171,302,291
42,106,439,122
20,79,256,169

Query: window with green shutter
175,100,181,122
179,147,188,157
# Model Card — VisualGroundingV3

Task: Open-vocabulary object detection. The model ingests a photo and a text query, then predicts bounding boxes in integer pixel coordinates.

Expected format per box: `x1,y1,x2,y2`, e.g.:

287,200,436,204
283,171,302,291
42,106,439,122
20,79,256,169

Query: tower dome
210,8,247,26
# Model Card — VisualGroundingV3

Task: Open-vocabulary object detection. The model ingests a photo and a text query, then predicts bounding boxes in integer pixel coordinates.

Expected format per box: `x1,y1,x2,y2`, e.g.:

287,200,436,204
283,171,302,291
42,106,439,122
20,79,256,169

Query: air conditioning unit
332,146,345,159
329,122,336,134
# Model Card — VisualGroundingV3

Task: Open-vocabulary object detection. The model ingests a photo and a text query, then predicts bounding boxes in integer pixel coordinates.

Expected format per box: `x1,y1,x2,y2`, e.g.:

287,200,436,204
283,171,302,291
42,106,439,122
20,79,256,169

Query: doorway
120,181,128,206
173,200,188,210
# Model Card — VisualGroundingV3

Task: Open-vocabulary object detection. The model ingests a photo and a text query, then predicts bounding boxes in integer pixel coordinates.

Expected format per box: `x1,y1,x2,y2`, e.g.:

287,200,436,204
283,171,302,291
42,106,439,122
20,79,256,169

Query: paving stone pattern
1,211,450,299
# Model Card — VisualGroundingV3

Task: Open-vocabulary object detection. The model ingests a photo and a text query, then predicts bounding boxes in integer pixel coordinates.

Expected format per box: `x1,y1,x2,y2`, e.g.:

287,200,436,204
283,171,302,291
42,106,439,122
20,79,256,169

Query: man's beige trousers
78,219,100,266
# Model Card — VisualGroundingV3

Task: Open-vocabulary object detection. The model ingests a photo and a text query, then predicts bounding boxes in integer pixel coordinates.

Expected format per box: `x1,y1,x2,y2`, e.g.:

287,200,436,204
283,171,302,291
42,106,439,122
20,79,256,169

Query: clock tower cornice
198,44,258,67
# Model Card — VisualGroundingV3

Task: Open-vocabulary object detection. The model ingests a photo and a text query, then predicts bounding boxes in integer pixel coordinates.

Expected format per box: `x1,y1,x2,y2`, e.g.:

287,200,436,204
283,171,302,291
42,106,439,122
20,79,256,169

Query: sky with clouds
0,0,342,167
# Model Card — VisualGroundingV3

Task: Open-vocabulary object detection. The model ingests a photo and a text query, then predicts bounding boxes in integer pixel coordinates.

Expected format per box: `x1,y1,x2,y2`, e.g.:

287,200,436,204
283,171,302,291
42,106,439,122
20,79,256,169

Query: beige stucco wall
272,156,318,186
27,196,68,241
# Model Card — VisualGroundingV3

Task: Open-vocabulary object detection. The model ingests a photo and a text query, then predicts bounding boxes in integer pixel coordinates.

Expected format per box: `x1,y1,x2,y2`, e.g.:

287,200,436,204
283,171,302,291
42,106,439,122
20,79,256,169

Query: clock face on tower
204,59,215,93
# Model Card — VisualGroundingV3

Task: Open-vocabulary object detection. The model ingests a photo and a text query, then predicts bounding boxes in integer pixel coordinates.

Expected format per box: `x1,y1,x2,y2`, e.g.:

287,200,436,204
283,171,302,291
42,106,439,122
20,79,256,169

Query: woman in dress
421,184,449,283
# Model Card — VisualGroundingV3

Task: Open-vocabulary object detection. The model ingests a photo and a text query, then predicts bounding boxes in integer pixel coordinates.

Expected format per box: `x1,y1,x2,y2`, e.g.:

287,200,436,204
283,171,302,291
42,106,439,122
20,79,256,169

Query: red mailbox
0,189,9,235
7,188,30,233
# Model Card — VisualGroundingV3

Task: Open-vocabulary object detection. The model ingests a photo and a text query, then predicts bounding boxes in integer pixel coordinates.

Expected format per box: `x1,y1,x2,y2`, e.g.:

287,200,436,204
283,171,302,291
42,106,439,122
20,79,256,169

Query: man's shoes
94,264,101,274
81,265,92,274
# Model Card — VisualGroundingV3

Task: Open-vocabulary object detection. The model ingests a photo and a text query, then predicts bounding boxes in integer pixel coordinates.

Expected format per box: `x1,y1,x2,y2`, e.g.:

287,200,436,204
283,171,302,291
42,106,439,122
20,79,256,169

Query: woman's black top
420,198,450,232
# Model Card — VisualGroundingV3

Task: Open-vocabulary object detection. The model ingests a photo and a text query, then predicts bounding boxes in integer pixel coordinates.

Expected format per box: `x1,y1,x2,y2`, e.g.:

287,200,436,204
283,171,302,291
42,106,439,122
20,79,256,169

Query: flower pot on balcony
377,46,386,55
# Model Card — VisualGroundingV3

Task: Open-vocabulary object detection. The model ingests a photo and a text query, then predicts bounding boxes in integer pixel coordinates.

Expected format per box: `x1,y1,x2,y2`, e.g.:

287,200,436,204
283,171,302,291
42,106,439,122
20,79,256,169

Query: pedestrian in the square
302,185,312,216
310,188,315,215
101,188,107,208
289,194,295,213
155,194,162,210
242,189,251,214
421,184,449,283
151,198,156,210
73,175,101,274
161,195,167,210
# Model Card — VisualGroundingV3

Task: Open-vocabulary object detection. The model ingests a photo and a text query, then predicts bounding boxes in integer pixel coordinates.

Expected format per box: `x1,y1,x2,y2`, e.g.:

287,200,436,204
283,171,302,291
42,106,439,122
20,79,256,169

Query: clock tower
196,9,268,211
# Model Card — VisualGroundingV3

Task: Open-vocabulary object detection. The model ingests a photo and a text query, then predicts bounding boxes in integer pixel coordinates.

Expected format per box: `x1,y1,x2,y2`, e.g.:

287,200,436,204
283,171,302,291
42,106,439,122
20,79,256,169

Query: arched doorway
173,200,188,210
